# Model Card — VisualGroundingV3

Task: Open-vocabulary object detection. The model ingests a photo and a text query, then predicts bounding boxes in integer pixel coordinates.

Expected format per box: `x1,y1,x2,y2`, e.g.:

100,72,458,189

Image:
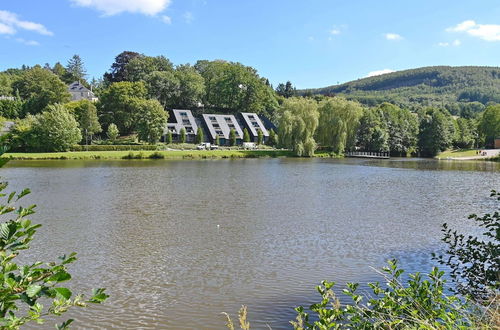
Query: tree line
0,52,498,155
278,96,499,157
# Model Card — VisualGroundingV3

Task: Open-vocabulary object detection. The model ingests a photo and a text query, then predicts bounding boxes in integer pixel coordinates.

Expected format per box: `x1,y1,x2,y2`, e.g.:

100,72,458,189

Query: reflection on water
3,158,499,329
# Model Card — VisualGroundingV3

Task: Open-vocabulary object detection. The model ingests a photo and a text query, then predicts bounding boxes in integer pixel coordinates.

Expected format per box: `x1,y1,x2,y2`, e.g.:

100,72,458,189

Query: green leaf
88,288,109,303
48,271,71,283
55,319,74,330
26,285,42,298
54,287,72,300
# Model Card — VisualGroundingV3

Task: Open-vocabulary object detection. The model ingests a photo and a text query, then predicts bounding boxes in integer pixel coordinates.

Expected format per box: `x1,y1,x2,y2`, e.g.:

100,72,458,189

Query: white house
68,81,98,102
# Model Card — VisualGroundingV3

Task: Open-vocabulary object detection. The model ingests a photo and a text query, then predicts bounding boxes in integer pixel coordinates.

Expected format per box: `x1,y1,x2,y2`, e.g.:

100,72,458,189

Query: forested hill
299,66,500,114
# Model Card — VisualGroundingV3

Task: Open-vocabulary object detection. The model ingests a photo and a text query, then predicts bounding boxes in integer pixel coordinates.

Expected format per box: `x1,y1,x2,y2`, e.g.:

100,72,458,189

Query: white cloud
438,39,461,47
366,69,395,77
161,15,171,24
384,33,403,40
0,10,52,35
71,0,172,16
330,29,340,35
447,20,476,32
16,38,40,46
0,23,15,34
447,20,500,42
183,11,194,23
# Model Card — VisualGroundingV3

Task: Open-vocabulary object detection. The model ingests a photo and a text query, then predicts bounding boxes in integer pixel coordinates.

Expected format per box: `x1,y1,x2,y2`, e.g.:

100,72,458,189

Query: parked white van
243,142,257,150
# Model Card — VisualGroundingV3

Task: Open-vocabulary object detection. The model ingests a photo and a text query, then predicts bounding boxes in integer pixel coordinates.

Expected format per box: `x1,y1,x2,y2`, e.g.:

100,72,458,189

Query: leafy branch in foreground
0,181,108,329
291,260,475,329
433,190,499,302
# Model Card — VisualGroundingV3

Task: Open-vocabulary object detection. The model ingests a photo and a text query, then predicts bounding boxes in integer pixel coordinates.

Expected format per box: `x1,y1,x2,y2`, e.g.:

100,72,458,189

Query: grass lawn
437,149,479,158
3,149,296,160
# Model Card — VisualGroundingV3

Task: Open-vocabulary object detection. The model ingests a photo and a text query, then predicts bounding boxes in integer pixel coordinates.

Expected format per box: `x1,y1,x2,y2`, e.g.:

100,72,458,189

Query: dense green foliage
12,67,70,116
65,100,102,143
229,128,236,146
257,129,263,145
166,131,173,144
179,127,186,143
195,60,278,115
316,98,363,153
291,261,475,330
133,99,168,144
478,105,500,147
418,108,455,157
196,127,204,144
98,81,148,134
0,55,497,156
107,123,119,142
0,100,23,119
9,104,82,152
243,128,250,142
301,66,500,112
278,98,319,156
268,129,278,146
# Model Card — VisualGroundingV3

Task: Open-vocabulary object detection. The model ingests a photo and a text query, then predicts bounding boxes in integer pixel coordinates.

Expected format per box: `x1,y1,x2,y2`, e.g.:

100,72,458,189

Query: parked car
243,142,257,150
197,143,219,150
197,143,210,150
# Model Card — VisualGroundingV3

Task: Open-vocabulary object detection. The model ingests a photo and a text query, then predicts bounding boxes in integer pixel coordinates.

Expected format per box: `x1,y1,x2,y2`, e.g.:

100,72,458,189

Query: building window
209,116,216,121
248,115,255,119
180,112,188,117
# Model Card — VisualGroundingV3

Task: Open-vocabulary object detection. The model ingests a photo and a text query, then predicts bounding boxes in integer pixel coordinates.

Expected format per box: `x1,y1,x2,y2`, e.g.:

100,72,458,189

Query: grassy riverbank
437,148,500,161
3,149,296,160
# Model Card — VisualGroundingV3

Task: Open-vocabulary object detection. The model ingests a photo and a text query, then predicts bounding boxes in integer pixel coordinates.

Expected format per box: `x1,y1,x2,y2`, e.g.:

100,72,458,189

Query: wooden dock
346,151,390,159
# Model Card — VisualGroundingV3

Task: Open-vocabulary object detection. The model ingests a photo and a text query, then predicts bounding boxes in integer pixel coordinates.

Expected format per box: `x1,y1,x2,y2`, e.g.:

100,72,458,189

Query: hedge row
70,145,159,152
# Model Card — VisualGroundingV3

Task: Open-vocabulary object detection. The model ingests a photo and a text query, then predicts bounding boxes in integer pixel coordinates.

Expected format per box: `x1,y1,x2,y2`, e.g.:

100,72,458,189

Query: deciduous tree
278,98,319,156
13,67,70,116
316,97,363,154
133,99,168,144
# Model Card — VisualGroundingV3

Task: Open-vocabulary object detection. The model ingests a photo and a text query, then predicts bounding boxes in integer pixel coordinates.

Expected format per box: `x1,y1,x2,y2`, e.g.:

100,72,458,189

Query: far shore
2,149,298,160
4,148,499,161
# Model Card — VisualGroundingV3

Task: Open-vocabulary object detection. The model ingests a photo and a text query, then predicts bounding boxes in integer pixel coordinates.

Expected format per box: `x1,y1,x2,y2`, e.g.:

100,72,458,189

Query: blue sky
1,0,500,88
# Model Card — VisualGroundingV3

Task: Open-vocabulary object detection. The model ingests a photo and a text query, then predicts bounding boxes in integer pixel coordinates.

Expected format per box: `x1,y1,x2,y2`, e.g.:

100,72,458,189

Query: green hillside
300,66,500,114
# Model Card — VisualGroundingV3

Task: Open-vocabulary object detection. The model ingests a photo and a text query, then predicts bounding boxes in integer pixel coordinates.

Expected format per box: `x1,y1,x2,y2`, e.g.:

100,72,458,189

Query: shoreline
2,149,299,160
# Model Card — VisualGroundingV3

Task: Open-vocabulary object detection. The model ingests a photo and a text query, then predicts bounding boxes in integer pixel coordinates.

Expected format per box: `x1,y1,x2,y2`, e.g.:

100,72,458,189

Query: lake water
2,158,499,329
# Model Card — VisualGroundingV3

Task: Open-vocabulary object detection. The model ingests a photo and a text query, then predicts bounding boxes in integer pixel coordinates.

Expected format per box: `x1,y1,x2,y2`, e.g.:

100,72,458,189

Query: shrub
107,123,119,142
30,104,82,152
290,260,475,329
148,151,165,159
229,129,236,146
69,144,158,152
166,131,173,144
122,151,145,159
243,128,250,143
196,127,204,144
434,190,499,302
180,128,186,143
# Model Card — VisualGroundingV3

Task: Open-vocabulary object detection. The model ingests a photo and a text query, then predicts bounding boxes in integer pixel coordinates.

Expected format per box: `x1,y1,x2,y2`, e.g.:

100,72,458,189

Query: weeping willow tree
278,98,319,156
315,97,363,154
